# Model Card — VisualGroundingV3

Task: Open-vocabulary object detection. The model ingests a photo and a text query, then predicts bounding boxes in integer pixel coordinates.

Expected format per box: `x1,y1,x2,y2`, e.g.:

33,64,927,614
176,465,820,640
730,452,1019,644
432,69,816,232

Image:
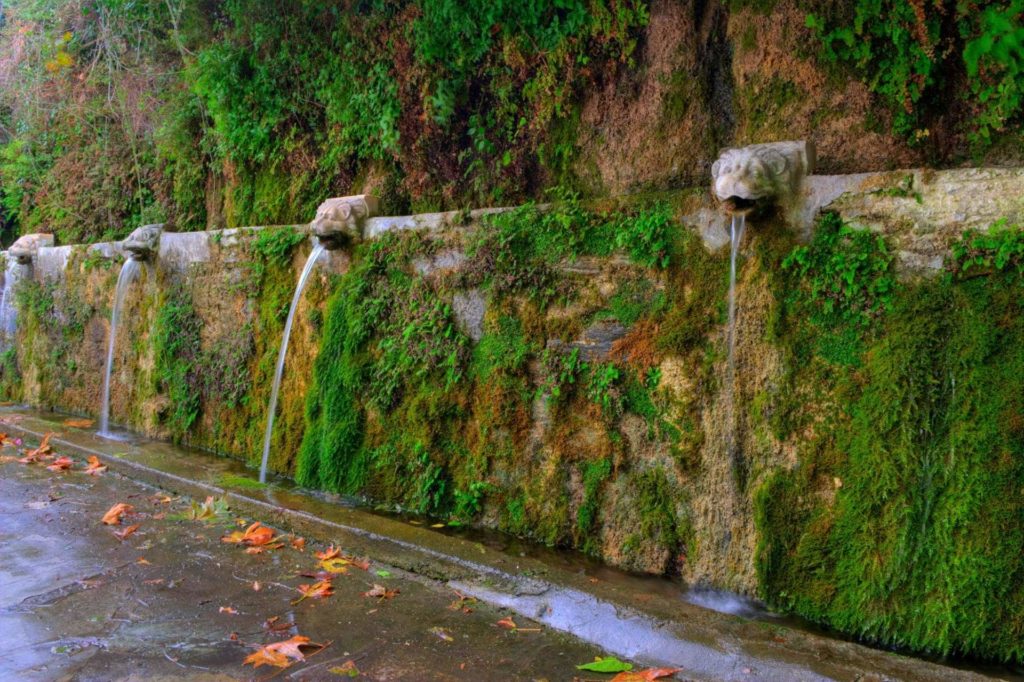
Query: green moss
219,474,267,490
152,283,203,438
623,467,686,561
756,219,1024,664
576,456,612,546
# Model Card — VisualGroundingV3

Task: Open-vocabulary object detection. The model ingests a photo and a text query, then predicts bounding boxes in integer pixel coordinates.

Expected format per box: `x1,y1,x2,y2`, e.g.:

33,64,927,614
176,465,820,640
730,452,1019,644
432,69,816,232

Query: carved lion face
711,148,790,202
311,197,367,246
124,224,163,260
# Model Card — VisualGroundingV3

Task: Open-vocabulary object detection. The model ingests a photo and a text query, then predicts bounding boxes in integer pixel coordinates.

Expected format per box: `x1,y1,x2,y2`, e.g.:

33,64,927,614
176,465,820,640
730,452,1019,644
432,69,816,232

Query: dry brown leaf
136,557,150,565
84,456,107,475
496,616,517,630
113,523,140,541
102,502,133,525
362,583,399,600
329,660,359,676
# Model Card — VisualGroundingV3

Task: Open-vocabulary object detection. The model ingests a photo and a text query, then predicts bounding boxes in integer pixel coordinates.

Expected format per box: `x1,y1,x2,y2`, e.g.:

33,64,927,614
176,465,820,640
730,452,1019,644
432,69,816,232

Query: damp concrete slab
0,429,607,680
0,407,1018,682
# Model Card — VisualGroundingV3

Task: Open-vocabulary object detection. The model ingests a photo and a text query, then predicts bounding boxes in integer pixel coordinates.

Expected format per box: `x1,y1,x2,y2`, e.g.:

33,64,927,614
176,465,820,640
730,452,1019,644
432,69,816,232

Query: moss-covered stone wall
4,167,1024,663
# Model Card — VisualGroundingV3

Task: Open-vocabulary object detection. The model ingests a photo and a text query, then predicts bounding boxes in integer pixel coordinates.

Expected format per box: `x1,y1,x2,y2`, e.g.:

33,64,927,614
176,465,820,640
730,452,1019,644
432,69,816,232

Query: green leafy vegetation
0,0,650,242
807,0,1024,148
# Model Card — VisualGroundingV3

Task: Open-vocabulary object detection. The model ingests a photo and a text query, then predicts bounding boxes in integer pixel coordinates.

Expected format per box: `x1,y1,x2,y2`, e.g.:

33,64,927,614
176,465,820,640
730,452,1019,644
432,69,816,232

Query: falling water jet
99,225,161,439
259,242,325,483
711,141,813,481
724,212,746,464
0,256,21,346
98,259,141,438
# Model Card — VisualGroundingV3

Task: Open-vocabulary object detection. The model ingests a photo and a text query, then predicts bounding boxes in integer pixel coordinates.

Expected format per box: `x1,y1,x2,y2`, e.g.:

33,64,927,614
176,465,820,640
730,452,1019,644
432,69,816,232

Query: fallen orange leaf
243,646,290,669
315,545,340,561
496,616,517,629
219,606,238,614
63,418,94,429
291,537,306,550
114,523,140,541
292,579,333,604
136,557,150,565
84,456,107,475
222,521,277,547
46,456,73,472
611,668,683,681
102,502,133,525
27,433,54,459
243,635,321,669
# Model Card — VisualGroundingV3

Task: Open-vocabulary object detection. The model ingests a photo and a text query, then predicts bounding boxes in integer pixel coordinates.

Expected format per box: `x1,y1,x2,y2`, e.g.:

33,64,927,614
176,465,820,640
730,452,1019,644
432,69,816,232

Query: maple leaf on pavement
46,456,73,472
113,523,141,541
27,433,54,457
292,579,334,604
243,635,321,669
102,502,134,525
314,545,340,561
84,456,107,475
223,521,276,547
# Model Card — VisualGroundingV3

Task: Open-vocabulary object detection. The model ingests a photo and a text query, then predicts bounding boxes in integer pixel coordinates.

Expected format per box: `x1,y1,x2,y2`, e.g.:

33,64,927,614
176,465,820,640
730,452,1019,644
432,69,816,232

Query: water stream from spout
725,213,747,460
98,259,141,437
259,243,325,483
0,258,21,347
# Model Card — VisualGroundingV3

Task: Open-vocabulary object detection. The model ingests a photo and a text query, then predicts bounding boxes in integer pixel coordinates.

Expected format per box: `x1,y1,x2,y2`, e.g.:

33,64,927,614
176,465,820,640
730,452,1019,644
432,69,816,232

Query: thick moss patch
756,216,1024,663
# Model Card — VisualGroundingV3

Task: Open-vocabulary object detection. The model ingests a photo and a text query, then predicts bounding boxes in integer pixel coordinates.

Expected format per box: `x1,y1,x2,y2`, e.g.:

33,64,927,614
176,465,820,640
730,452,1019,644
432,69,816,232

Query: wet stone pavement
0,444,621,681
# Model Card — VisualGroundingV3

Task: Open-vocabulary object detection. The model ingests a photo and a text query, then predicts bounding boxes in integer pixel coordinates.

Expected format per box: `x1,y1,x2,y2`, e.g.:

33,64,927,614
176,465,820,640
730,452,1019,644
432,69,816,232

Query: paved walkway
0,445,614,681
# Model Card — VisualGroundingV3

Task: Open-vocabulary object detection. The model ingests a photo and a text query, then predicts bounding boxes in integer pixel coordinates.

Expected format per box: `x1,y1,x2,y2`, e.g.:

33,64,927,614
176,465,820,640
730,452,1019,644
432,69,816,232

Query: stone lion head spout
311,195,379,249
711,141,815,216
123,224,163,261
9,233,55,265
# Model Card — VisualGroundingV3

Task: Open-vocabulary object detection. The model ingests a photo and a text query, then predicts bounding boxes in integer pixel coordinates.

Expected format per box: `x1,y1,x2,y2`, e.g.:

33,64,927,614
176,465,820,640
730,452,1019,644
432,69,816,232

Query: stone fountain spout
711,141,815,217
122,224,163,261
8,233,55,265
310,194,379,249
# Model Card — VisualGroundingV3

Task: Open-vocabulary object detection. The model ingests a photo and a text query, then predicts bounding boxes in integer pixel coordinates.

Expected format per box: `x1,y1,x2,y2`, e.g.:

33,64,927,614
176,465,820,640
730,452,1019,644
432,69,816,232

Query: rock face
311,195,379,249
8,233,55,264
122,224,163,261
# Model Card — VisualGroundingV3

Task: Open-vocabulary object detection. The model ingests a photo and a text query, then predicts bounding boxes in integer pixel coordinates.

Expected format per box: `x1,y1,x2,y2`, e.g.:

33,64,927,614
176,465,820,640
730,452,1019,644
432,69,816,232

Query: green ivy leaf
576,657,633,673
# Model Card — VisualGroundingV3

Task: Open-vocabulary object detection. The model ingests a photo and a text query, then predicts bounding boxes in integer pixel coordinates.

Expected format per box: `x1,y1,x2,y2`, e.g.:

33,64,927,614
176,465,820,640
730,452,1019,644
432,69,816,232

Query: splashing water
98,259,141,437
725,213,746,459
259,243,325,483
